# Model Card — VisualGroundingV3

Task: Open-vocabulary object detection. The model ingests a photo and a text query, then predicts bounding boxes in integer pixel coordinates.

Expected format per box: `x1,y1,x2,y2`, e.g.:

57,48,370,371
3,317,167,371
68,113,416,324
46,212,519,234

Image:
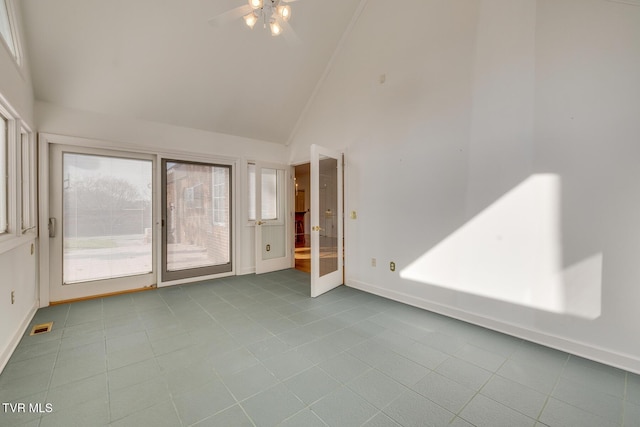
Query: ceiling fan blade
280,20,301,46
208,5,253,28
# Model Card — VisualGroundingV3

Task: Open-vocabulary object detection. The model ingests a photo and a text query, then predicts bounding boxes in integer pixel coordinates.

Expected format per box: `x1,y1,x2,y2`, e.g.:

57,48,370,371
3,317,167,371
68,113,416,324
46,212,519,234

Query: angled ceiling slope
21,0,362,144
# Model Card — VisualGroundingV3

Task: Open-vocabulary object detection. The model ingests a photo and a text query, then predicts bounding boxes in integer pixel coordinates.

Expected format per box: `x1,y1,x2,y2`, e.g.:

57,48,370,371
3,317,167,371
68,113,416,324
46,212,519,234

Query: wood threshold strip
50,285,156,305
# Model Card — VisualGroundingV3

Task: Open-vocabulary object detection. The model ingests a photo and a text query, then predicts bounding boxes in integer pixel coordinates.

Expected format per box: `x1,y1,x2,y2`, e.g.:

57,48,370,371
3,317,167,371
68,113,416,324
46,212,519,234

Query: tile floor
0,269,638,427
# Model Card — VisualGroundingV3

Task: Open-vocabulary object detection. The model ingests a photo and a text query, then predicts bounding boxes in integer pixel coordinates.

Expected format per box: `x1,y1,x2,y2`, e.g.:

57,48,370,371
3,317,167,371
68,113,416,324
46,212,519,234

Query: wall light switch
350,211,357,220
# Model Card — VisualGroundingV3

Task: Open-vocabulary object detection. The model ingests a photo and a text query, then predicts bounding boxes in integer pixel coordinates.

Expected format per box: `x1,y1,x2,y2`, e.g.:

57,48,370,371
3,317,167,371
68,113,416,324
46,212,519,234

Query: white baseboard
347,278,640,375
0,301,39,374
238,267,256,276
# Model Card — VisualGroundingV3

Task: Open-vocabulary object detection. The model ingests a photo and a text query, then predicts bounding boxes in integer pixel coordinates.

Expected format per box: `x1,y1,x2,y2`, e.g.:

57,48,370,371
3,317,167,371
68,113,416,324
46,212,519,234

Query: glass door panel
318,156,339,278
63,153,153,283
311,145,343,297
162,160,232,281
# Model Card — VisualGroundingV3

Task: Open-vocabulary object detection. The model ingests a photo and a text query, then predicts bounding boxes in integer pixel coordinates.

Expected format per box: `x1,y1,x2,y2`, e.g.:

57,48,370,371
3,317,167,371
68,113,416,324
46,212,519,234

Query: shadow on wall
400,174,602,319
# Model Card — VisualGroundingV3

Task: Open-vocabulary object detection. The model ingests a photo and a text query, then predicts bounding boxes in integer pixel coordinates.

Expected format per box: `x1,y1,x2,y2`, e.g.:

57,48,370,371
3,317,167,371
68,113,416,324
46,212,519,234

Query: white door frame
252,161,293,274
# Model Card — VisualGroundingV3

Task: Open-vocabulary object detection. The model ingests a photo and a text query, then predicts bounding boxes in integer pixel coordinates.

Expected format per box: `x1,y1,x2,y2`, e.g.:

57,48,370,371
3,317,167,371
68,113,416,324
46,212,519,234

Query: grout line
621,372,627,427
38,304,69,426
535,354,570,423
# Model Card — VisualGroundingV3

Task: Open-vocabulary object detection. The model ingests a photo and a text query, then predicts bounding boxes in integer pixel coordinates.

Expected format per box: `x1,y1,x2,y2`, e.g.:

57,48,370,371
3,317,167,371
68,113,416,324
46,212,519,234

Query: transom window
0,0,17,61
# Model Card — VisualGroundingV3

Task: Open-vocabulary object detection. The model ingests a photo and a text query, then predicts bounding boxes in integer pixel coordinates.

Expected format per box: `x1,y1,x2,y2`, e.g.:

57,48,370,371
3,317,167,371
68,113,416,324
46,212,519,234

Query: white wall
0,242,38,372
36,101,287,162
0,0,38,372
288,0,640,373
36,101,289,282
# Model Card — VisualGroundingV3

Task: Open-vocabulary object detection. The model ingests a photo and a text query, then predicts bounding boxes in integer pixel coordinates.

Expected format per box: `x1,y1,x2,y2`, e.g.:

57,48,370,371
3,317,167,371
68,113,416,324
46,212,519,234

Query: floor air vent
30,322,53,336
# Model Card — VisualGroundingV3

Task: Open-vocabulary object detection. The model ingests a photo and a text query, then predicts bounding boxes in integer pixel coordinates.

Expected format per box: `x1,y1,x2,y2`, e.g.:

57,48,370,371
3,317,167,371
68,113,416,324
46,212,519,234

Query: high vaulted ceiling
21,0,363,144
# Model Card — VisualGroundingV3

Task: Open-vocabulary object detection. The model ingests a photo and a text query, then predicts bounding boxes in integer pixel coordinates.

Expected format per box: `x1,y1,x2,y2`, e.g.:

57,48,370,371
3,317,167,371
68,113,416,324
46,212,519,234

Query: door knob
257,220,265,225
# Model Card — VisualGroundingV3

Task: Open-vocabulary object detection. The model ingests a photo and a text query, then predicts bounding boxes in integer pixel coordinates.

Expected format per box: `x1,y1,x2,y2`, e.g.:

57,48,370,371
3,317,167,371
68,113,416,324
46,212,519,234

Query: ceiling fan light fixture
278,5,291,21
249,0,263,10
270,20,282,36
244,12,259,28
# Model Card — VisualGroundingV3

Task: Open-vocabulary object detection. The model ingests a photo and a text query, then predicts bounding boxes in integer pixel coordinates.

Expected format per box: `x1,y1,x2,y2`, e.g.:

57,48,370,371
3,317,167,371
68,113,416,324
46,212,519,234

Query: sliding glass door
48,145,156,302
162,159,232,281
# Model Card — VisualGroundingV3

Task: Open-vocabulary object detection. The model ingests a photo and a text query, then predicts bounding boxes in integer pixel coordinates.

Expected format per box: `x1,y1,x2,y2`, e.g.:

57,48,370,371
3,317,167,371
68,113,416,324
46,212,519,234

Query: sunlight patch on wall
562,253,602,318
400,174,601,319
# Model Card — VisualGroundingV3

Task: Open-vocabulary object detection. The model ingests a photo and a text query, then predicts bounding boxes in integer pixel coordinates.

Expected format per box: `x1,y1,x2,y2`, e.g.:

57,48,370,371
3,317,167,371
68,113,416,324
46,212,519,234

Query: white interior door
250,162,292,274
49,145,156,302
310,144,343,297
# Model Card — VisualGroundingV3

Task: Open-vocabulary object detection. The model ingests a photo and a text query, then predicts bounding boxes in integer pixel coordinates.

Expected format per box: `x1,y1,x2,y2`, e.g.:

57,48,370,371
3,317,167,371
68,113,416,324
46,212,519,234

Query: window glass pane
248,165,282,222
165,162,230,272
261,168,278,220
63,153,153,284
0,116,6,234
21,132,30,230
213,167,229,226
0,0,16,58
248,163,256,221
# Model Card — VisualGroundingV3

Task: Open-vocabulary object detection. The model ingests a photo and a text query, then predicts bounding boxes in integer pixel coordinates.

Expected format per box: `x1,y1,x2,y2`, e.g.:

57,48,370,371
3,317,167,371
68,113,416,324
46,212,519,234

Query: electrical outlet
11,290,15,305
266,244,271,252
371,258,376,267
390,261,396,272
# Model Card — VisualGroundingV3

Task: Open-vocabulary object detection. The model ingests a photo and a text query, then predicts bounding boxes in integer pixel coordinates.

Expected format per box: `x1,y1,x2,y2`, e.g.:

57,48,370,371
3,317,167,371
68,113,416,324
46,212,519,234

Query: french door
310,144,343,297
249,162,292,274
48,145,156,302
161,159,232,281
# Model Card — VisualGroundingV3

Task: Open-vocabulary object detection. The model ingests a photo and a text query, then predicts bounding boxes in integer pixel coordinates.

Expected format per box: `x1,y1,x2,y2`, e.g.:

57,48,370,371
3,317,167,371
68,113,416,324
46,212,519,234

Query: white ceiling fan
209,0,301,43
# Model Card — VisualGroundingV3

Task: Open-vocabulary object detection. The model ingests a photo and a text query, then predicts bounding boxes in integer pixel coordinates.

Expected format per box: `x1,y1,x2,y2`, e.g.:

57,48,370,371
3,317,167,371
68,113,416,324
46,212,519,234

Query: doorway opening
293,163,310,273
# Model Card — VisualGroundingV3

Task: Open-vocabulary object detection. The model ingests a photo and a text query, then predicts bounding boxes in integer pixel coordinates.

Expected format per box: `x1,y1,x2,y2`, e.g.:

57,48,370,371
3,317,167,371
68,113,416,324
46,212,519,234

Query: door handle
48,218,56,238
21,226,36,234
256,220,265,226
312,226,323,232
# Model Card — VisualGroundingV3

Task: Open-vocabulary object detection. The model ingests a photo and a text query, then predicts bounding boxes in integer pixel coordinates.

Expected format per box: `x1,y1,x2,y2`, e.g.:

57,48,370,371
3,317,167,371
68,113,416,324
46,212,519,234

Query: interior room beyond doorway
294,163,311,273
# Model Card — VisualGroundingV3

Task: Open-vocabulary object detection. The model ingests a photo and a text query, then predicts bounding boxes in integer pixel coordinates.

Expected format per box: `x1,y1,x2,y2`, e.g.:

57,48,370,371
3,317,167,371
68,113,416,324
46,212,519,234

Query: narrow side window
0,115,7,234
20,129,35,232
